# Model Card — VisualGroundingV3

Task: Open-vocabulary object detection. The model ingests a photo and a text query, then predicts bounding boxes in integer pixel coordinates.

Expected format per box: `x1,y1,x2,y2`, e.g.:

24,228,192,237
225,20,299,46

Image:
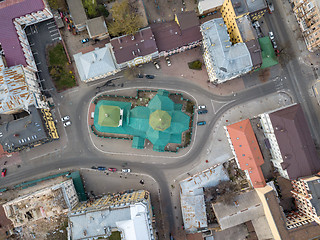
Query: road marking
52,37,61,41
50,29,58,33
210,99,235,114
46,21,55,25
48,25,56,29
87,86,199,159
51,33,59,36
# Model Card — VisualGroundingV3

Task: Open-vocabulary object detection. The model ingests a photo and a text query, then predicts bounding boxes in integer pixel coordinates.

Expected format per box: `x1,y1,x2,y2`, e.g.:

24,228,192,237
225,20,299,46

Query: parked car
108,168,117,172
165,57,171,67
63,121,71,127
1,168,7,177
122,168,131,173
198,109,208,114
272,40,277,49
81,38,89,44
136,74,144,78
91,166,97,169
145,75,155,79
197,121,206,126
97,166,106,171
61,116,70,122
198,105,206,110
268,31,275,40
153,61,160,70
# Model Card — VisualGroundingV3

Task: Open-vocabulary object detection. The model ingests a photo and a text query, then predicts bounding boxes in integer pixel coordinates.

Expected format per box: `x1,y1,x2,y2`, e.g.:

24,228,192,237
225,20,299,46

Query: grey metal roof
73,44,118,82
0,105,48,152
86,16,108,38
201,18,253,83
66,0,87,26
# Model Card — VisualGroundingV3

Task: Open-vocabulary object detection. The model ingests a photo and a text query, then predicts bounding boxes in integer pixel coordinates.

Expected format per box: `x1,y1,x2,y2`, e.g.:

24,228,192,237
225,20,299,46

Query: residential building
292,0,320,52
291,174,320,225
66,0,87,31
3,178,78,227
225,119,266,188
110,27,159,68
92,89,190,152
0,0,52,70
180,164,229,233
73,44,119,82
86,16,109,40
259,104,320,180
198,0,224,15
150,11,202,57
68,190,155,240
0,105,59,153
201,18,253,84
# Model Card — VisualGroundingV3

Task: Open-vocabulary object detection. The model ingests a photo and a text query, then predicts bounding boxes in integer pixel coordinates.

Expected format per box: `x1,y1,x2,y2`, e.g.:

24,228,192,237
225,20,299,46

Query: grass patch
108,231,121,240
186,101,194,114
188,60,202,70
185,131,191,145
47,43,76,91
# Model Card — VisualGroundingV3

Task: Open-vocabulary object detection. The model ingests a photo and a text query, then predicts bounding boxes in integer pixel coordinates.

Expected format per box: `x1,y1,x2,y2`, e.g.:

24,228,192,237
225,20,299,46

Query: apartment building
292,0,320,52
259,104,320,180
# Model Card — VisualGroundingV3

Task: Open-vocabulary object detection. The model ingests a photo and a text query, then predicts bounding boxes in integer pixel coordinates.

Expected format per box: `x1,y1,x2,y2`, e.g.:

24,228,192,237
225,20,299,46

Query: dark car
197,121,206,126
145,75,155,79
198,109,208,114
1,168,7,177
136,74,144,78
97,166,106,171
108,168,117,172
81,38,89,44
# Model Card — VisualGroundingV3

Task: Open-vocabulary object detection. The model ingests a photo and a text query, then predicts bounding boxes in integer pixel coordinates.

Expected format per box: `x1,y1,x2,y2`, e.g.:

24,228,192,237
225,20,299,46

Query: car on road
97,166,106,171
61,116,70,122
198,109,208,114
63,121,71,127
145,75,155,79
136,74,144,78
153,61,160,70
81,38,89,44
122,168,131,173
108,168,117,172
197,121,206,126
1,168,7,177
165,57,171,67
198,105,206,110
268,31,275,40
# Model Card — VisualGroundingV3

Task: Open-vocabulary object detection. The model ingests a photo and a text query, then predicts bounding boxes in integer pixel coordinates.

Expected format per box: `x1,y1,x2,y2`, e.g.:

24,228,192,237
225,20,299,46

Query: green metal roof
132,136,145,149
149,110,172,131
258,37,278,69
98,105,120,127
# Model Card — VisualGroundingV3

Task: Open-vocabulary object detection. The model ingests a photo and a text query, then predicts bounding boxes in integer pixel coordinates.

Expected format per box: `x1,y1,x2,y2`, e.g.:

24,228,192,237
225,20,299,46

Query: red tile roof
226,119,266,188
0,0,45,67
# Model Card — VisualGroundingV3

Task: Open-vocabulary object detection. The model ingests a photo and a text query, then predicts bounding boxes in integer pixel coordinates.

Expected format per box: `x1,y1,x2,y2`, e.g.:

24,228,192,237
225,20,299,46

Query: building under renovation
68,190,155,240
2,177,79,228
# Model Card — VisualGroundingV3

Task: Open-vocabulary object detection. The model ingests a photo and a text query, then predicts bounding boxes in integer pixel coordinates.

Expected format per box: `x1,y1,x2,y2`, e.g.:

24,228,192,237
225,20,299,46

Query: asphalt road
2,2,320,239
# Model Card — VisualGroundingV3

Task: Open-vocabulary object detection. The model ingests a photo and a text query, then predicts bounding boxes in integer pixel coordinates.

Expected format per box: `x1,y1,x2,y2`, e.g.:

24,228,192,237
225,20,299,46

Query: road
2,1,320,238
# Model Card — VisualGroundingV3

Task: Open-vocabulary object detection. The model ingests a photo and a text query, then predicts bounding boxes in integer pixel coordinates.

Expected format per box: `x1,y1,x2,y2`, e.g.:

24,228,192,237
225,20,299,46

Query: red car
1,168,7,177
108,168,117,172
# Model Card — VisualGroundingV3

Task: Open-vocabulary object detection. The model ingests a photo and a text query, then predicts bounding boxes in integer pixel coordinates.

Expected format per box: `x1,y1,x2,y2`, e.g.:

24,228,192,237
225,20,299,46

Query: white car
153,61,160,70
198,105,206,110
268,31,275,40
165,57,171,67
63,121,71,127
122,168,131,173
61,116,70,122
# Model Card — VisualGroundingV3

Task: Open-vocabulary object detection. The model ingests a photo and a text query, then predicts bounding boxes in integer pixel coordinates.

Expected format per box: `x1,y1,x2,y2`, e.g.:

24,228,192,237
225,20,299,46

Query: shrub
188,60,202,70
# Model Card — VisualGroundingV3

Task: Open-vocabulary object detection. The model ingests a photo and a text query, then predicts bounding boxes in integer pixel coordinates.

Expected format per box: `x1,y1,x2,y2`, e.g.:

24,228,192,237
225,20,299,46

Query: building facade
68,190,155,240
292,0,320,52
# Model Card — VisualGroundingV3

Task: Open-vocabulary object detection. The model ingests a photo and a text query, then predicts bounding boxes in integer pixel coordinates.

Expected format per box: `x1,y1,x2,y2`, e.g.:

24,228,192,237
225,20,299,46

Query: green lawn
48,43,76,91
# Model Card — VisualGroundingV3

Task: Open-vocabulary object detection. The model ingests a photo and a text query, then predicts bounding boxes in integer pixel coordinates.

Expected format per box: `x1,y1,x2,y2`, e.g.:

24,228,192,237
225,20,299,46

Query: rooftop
175,11,199,31
0,105,48,152
73,44,118,82
236,15,256,42
245,39,262,68
201,18,253,82
0,57,35,113
66,0,87,26
150,21,202,52
304,176,320,215
268,104,320,179
86,16,108,38
258,37,278,69
110,27,158,64
226,119,266,188
0,0,45,67
198,0,224,14
231,0,267,16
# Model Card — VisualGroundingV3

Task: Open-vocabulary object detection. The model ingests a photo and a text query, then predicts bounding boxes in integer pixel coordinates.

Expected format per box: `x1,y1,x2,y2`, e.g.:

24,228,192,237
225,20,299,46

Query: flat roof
236,15,256,42
0,0,45,67
0,105,48,152
268,104,320,179
175,11,199,31
245,39,262,68
198,0,224,14
226,119,266,188
150,21,202,52
110,27,158,64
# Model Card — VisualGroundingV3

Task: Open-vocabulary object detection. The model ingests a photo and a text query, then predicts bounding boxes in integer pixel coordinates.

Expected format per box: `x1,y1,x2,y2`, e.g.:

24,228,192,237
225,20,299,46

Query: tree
108,0,142,36
83,0,98,18
48,0,59,10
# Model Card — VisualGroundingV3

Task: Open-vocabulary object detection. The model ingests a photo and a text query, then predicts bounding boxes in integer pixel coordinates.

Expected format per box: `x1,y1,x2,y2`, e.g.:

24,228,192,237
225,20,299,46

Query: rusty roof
0,59,34,113
226,119,266,188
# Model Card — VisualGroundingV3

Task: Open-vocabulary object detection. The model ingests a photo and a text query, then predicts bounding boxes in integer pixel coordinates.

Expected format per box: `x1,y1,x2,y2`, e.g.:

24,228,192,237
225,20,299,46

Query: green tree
48,0,59,10
83,0,98,18
108,0,142,36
